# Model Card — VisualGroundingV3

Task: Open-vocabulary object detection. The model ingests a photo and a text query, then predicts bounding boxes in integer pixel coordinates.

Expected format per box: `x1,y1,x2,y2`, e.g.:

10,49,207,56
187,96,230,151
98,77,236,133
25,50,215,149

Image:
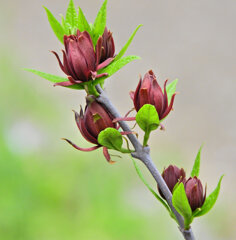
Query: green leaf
92,0,107,46
192,208,202,217
95,55,140,85
78,7,92,34
172,183,193,228
132,158,172,215
98,128,130,153
194,175,224,217
136,104,159,132
61,15,70,35
190,145,203,178
100,55,140,76
23,69,84,90
43,7,65,43
166,79,178,104
65,0,79,30
136,104,160,146
115,24,142,61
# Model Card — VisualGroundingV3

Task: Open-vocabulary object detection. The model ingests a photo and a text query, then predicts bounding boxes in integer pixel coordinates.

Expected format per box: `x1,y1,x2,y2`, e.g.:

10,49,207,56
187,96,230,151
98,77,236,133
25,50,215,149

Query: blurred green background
0,0,235,239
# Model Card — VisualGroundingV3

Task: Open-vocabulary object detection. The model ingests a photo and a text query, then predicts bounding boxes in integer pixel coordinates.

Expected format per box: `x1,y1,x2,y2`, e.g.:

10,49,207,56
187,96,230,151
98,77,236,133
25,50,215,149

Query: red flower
130,70,176,120
185,177,206,211
52,30,114,87
158,165,186,199
63,98,117,163
97,27,115,64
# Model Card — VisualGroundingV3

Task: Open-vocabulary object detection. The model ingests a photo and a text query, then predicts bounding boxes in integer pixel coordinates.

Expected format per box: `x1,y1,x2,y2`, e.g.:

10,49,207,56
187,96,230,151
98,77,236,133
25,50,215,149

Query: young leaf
43,7,65,43
115,24,142,61
23,69,83,90
166,79,178,104
194,175,224,217
92,0,107,46
98,128,130,153
136,104,160,146
190,145,203,178
61,15,70,35
65,0,79,29
136,104,160,132
78,7,92,34
172,183,193,228
132,158,172,215
95,55,140,85
99,55,140,76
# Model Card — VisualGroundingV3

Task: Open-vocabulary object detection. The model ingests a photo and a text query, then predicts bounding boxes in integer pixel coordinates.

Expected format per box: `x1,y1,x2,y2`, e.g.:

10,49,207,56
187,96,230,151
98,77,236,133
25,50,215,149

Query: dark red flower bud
130,70,176,120
77,99,117,144
158,165,186,199
184,177,206,211
52,30,114,87
97,27,115,64
63,98,117,163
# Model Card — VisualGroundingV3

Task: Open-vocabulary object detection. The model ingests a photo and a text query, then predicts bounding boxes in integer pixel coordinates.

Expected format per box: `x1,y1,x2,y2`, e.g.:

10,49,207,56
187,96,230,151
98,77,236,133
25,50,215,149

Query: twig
96,84,195,240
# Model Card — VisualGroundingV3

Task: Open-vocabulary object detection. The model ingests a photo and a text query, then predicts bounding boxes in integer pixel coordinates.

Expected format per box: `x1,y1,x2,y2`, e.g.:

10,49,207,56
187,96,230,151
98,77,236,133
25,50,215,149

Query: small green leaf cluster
172,146,224,229
44,0,106,45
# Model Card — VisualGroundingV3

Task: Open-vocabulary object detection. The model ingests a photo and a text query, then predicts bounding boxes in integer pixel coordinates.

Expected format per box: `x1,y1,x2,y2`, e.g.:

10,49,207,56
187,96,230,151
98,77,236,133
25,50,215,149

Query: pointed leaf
115,25,142,61
136,104,160,132
194,175,224,217
61,15,70,35
78,7,92,34
100,55,140,76
95,55,140,85
166,79,178,104
43,7,65,43
65,0,79,29
132,158,171,214
23,69,84,90
191,145,203,178
172,183,193,228
92,0,107,45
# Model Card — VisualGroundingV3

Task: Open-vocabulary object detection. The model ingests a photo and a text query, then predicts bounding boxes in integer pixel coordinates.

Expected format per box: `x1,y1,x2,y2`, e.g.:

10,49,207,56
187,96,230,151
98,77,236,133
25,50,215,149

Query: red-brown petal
62,50,76,79
63,138,100,152
151,79,164,118
161,93,176,120
162,79,169,113
77,32,96,71
96,57,114,71
51,51,66,74
53,81,75,87
68,39,88,80
74,110,98,144
133,78,142,111
103,147,116,164
96,36,102,66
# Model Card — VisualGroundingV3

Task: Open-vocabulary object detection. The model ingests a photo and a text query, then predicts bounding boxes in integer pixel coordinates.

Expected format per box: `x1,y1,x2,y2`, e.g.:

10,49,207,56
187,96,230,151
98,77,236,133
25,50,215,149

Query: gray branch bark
96,84,195,240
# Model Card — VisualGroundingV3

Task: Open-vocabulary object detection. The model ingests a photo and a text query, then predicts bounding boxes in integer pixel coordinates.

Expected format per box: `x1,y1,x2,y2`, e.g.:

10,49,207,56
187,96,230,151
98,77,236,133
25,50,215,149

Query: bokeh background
0,0,235,239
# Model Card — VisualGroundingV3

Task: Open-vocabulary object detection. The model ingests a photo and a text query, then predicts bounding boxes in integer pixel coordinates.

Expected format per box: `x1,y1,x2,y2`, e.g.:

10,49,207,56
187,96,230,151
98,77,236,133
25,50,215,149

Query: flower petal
54,81,75,87
51,51,66,74
74,110,98,144
96,36,102,66
63,138,100,152
96,57,114,71
103,147,116,164
161,93,176,120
